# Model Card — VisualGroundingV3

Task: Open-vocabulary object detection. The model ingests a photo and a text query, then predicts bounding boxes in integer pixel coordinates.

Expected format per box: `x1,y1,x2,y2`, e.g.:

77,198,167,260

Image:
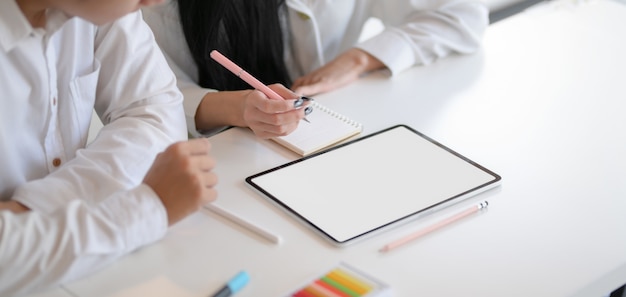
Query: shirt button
52,97,57,106
52,158,61,167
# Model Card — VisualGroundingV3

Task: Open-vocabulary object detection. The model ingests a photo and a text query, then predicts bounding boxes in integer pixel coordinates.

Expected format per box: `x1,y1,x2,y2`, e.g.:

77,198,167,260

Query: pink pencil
210,50,283,100
380,201,488,253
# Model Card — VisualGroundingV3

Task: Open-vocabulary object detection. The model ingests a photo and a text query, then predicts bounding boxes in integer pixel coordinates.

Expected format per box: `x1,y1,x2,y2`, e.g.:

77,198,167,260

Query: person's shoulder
141,0,180,27
141,0,178,18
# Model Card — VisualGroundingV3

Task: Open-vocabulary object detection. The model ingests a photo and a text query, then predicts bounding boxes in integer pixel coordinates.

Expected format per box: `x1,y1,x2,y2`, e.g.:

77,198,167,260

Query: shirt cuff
181,86,214,136
181,87,234,138
356,30,419,76
92,184,168,250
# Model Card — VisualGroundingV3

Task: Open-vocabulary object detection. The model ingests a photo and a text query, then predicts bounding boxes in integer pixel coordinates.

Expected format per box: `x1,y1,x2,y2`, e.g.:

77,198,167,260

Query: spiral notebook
272,101,363,156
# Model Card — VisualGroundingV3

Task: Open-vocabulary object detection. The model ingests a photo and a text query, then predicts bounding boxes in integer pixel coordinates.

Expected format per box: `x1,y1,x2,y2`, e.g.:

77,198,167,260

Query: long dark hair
177,0,292,91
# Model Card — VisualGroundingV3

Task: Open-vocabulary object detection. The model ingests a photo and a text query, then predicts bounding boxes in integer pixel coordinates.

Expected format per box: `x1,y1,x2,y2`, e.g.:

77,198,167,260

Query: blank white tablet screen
247,125,500,244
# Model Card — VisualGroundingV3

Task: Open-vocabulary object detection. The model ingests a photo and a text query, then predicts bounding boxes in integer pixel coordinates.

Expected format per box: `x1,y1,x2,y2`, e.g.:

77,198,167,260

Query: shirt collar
0,1,72,52
0,0,34,52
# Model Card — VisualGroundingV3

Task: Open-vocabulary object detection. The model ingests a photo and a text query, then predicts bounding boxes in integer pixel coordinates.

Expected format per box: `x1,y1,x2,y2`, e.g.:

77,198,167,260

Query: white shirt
142,0,488,135
0,1,187,295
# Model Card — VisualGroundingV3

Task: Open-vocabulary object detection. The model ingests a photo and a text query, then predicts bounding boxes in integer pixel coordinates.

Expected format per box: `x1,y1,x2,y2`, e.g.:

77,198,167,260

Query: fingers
144,139,219,226
292,49,380,95
244,106,304,138
196,173,218,202
244,89,310,138
267,83,297,99
0,201,30,213
292,82,324,97
249,120,300,139
291,76,310,93
196,153,217,173
248,88,311,116
248,89,298,114
167,137,211,156
292,72,339,96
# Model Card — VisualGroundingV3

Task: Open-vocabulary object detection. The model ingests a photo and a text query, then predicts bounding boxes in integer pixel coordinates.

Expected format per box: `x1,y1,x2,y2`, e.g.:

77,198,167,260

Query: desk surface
51,0,626,296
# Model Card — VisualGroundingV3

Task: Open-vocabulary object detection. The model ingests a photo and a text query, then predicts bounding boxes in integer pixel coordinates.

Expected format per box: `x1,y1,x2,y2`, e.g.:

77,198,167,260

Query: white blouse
142,0,489,135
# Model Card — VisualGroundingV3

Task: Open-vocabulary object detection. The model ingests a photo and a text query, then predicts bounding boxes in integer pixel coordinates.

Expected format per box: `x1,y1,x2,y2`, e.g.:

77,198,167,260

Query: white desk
24,287,74,297
54,0,626,296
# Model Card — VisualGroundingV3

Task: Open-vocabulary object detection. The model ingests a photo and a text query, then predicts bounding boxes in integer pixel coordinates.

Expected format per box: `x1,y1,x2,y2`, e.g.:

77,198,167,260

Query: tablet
245,125,501,246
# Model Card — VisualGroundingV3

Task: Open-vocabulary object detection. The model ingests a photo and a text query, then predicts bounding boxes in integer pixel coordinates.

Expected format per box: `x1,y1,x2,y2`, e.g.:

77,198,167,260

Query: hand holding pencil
209,50,312,139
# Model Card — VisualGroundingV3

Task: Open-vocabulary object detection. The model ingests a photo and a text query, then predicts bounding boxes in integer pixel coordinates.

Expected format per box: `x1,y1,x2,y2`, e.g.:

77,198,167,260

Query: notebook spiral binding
311,101,363,129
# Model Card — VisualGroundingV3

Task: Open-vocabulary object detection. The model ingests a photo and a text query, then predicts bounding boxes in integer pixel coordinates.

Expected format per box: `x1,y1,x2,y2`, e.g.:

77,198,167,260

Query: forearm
291,48,385,95
0,186,167,296
363,0,489,74
13,101,186,213
195,90,249,131
340,48,385,75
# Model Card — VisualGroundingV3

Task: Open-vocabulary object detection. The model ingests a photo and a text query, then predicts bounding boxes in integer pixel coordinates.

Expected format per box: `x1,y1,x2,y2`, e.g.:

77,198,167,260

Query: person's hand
195,85,310,139
292,48,385,96
0,201,30,213
241,84,309,139
143,138,218,226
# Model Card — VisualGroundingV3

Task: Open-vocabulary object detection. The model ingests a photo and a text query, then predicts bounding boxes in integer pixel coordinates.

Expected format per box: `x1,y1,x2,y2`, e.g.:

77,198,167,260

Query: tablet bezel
245,125,501,247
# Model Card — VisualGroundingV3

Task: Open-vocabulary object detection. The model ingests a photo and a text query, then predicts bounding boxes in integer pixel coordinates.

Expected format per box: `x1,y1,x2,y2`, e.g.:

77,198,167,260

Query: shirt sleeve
12,11,188,212
142,4,227,138
357,0,489,75
0,184,168,297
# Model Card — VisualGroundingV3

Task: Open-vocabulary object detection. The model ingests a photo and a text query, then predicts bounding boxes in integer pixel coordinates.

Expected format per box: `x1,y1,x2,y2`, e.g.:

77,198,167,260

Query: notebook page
273,102,362,156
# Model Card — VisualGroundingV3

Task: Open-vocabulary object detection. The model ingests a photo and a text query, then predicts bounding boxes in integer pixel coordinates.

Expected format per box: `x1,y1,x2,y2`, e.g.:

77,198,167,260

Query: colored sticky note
327,268,373,295
290,263,389,297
